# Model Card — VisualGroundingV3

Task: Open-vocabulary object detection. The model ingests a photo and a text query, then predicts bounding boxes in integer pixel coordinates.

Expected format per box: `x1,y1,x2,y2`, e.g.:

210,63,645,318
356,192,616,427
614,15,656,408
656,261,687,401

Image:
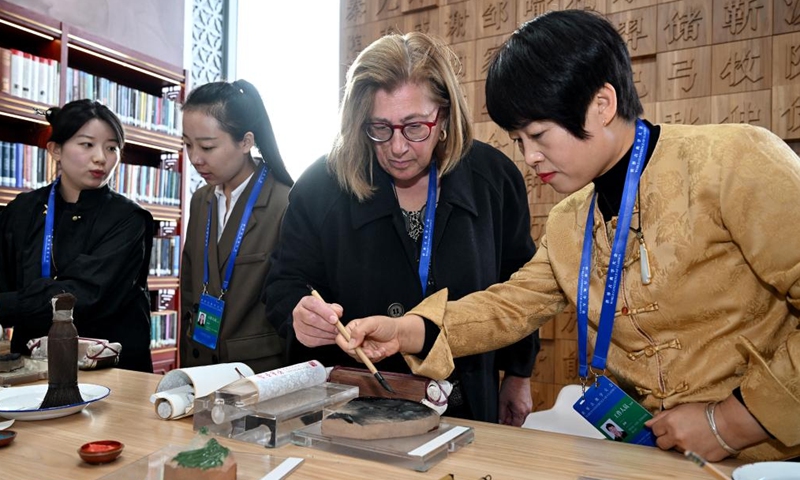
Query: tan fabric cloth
406,123,800,461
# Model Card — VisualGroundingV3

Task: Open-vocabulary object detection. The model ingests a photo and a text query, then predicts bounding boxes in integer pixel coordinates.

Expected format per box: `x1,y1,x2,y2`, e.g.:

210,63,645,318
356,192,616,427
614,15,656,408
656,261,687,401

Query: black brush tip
375,372,396,394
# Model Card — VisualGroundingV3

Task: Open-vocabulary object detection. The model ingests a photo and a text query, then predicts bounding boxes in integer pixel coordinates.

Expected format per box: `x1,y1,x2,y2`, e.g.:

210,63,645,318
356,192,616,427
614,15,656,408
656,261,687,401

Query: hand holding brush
306,285,395,394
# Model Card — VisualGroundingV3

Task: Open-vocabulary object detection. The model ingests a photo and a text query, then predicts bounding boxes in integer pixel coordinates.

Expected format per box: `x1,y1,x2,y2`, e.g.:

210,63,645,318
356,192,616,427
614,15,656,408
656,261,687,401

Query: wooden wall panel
338,0,798,413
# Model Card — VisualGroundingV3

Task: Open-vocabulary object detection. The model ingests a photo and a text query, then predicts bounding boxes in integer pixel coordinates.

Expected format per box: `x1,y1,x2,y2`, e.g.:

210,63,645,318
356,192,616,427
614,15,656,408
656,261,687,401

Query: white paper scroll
150,362,255,420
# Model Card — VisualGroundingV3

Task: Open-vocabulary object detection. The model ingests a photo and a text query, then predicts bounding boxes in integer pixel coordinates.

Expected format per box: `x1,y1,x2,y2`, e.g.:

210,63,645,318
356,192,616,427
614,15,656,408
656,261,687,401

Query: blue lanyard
203,164,269,296
418,165,438,297
41,176,60,278
577,119,649,380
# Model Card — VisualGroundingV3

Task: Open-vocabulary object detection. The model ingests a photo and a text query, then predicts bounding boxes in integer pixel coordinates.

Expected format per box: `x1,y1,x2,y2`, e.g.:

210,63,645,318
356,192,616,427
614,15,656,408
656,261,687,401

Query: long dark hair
183,79,293,186
46,99,125,147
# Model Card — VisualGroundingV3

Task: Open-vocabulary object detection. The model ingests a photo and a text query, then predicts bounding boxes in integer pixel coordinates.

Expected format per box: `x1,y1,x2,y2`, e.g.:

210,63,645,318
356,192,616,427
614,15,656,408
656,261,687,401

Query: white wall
235,0,340,182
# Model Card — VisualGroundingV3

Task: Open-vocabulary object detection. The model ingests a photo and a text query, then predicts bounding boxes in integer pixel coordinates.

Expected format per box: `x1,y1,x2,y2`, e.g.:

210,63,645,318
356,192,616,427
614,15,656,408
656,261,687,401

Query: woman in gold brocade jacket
338,10,800,463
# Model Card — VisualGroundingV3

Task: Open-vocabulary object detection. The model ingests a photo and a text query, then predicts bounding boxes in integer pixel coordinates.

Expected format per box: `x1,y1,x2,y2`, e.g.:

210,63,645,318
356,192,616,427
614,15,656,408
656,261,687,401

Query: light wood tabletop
0,369,742,480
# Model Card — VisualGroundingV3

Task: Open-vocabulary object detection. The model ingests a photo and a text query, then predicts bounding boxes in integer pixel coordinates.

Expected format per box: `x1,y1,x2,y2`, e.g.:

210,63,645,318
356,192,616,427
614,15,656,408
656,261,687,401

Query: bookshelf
0,0,185,373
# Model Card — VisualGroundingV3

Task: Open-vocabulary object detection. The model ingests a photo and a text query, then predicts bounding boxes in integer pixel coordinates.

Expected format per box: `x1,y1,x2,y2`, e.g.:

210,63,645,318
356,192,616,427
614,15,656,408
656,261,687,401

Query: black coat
264,141,539,422
0,184,154,372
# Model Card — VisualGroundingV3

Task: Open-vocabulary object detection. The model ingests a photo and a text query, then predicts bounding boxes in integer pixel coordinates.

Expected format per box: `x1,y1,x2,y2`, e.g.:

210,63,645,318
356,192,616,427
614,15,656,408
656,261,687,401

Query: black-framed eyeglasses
365,109,440,143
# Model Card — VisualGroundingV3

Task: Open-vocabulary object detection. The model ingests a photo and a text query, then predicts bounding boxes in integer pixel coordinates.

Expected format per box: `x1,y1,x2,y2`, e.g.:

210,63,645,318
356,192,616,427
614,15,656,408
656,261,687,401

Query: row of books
150,235,181,277
0,142,55,190
0,48,60,106
150,310,178,349
112,162,181,206
66,67,182,135
0,141,181,206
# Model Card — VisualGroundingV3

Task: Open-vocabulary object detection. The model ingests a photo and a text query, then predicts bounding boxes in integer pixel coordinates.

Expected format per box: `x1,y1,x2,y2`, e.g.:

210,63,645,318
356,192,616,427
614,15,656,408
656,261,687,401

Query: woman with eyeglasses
263,32,540,426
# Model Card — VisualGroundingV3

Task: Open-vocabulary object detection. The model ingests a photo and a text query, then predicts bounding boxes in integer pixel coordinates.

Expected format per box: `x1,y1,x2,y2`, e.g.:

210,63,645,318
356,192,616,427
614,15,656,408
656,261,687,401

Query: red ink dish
0,430,16,447
78,440,124,464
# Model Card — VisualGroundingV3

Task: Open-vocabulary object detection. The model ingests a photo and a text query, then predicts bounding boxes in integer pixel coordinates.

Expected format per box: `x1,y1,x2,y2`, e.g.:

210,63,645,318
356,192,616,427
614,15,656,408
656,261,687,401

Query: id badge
192,293,225,350
573,376,657,446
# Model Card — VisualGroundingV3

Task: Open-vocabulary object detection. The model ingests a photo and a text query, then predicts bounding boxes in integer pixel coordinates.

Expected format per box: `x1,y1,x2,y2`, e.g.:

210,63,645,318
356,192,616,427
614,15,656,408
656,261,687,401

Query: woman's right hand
291,295,343,347
337,314,425,362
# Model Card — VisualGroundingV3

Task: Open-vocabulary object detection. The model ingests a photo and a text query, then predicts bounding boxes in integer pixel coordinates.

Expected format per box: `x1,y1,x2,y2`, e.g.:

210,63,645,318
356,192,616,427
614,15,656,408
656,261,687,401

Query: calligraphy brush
684,451,732,480
306,285,395,394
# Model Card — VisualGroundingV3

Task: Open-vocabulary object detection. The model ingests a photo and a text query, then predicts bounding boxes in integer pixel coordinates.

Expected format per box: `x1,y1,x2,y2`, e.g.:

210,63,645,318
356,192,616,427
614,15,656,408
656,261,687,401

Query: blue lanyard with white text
418,165,438,297
202,164,269,296
41,176,60,278
577,119,649,380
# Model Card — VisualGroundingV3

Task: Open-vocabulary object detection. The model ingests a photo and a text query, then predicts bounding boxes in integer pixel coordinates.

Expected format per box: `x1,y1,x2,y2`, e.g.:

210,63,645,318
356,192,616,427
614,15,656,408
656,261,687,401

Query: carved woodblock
609,6,658,58
531,381,556,411
657,0,712,53
369,0,404,22
450,40,476,84
474,121,516,159
656,97,712,124
475,34,508,81
711,89,771,128
475,79,491,123
440,2,478,43
532,339,556,383
563,0,609,14
711,37,772,95
477,0,517,39
342,0,368,27
607,0,656,14
539,316,556,340
773,0,800,35
460,80,478,127
711,0,772,44
772,84,800,139
657,46,712,100
516,0,559,25
772,31,800,87
341,26,367,71
402,0,440,14
370,18,405,40
554,310,578,341
632,56,657,103
642,101,657,120
404,8,441,35
554,338,580,384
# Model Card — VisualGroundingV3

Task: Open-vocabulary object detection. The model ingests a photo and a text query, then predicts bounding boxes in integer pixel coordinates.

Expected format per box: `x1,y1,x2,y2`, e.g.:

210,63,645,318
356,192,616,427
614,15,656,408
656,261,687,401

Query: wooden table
0,369,742,479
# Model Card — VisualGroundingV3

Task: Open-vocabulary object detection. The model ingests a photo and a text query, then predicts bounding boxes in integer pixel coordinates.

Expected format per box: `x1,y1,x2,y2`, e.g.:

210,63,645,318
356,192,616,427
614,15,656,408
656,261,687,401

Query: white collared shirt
214,172,254,240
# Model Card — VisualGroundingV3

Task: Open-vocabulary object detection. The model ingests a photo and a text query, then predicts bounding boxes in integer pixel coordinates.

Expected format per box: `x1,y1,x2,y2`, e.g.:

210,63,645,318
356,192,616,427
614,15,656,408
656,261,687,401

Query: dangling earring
439,129,447,142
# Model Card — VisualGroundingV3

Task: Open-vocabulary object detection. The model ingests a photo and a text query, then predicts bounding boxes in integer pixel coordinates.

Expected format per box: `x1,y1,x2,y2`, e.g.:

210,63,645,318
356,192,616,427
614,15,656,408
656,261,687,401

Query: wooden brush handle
309,287,379,374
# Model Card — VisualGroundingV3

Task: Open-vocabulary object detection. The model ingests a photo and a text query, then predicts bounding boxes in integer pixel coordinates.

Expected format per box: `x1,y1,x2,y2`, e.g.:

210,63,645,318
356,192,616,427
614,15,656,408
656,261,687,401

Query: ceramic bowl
78,440,124,464
732,461,800,480
0,430,16,447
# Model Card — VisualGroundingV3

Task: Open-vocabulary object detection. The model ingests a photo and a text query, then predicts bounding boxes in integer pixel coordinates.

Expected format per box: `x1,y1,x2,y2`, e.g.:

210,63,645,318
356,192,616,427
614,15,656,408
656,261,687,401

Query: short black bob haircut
486,10,643,139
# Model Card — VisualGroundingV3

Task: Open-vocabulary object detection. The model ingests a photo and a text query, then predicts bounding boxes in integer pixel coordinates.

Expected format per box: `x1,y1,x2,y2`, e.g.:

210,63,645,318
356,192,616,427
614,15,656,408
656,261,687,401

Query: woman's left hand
645,395,769,461
498,375,533,427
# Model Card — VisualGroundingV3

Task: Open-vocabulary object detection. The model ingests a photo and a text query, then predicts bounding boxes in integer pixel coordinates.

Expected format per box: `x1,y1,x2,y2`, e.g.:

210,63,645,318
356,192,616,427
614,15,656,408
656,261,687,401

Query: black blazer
264,141,539,423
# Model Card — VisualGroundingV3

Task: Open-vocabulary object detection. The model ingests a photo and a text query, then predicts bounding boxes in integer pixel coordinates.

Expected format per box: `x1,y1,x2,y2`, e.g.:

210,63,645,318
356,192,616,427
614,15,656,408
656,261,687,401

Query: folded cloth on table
27,336,121,369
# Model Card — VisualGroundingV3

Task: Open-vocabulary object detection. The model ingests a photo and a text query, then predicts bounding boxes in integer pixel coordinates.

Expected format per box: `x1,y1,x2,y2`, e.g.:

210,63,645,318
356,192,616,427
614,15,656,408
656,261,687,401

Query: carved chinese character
722,0,764,35
664,9,703,45
482,1,510,31
668,59,697,92
720,50,763,87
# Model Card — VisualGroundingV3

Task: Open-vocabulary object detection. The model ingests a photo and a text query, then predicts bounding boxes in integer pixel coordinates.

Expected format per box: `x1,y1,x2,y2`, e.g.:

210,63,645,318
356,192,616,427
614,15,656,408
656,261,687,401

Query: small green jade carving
172,438,230,470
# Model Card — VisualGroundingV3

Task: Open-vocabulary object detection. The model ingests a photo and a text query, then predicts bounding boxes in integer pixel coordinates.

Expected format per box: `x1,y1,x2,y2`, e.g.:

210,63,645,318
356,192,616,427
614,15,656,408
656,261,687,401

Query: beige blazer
180,170,290,373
